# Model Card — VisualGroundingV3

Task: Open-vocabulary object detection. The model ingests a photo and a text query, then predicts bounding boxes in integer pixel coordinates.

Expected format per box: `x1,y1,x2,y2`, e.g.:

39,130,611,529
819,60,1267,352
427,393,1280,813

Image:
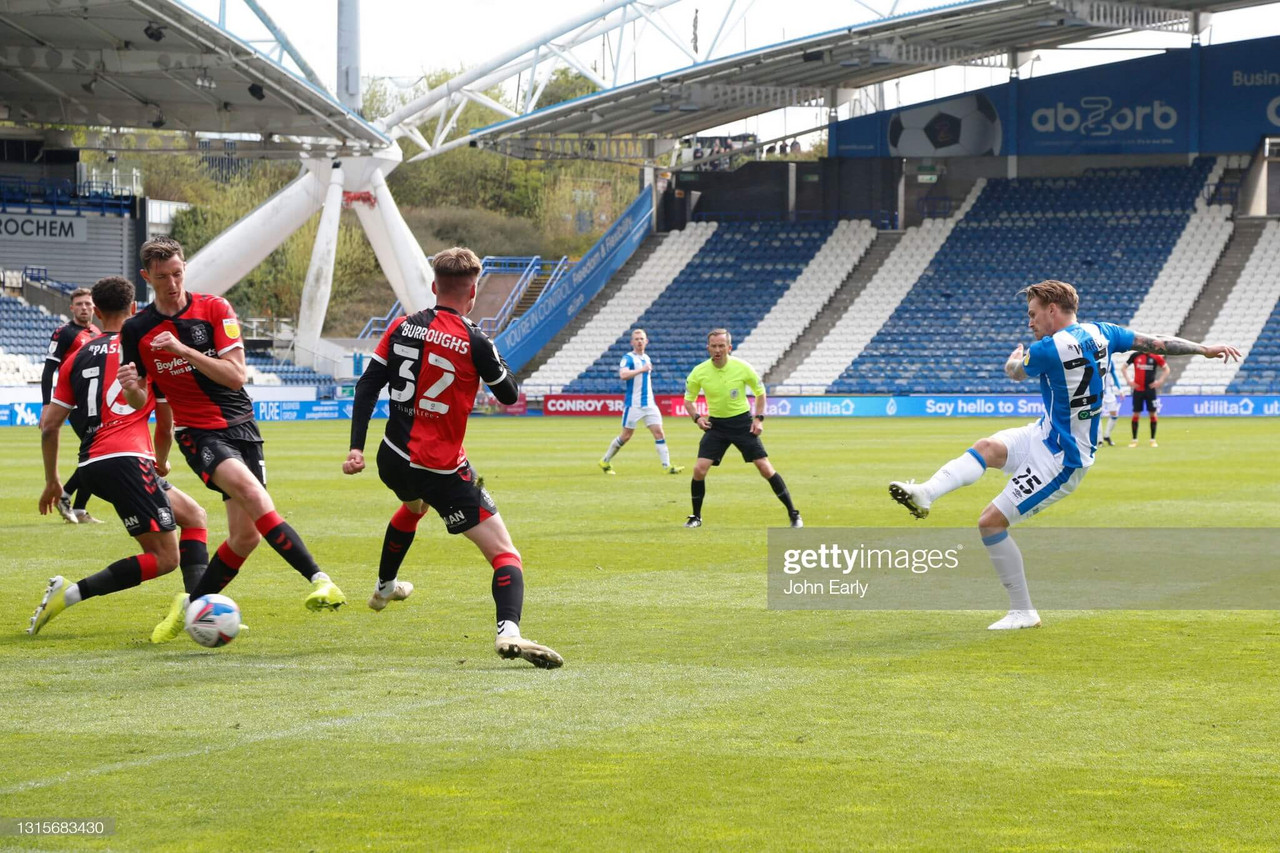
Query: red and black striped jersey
373,308,510,473
42,320,101,406
45,321,101,366
52,333,158,465
1126,352,1167,391
120,293,252,430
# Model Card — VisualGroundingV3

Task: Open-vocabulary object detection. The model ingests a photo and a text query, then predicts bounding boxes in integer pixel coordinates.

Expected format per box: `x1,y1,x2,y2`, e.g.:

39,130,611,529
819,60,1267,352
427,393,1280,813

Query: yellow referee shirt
684,356,764,418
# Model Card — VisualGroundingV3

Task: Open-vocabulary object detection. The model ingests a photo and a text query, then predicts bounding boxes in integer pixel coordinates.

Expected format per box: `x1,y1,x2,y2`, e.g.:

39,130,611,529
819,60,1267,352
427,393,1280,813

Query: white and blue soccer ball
888,93,1002,157
185,594,241,648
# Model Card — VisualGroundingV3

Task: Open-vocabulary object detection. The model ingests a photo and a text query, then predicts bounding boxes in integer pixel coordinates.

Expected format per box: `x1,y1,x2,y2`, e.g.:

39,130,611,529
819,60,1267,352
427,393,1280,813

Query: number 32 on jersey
390,343,456,414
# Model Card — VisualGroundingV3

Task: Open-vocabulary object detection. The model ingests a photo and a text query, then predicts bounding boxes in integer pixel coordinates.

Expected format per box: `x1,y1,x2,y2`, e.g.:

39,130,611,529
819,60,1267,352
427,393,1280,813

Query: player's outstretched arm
485,363,519,406
1004,344,1029,381
1131,333,1242,362
154,401,174,477
346,358,388,474
40,359,57,407
37,404,70,515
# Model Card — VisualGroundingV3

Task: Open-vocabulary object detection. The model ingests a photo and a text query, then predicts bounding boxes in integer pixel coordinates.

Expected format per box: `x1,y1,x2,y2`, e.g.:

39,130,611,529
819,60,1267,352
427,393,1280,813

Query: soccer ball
185,594,241,648
887,93,1002,157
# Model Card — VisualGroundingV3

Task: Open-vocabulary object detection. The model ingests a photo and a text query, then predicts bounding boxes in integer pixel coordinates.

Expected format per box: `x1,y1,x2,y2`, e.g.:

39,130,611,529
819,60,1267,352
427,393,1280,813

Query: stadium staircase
510,268,556,322
518,233,667,381
1165,217,1269,389
778,181,986,393
766,230,902,386
733,220,877,380
524,222,717,393
1125,158,1235,341
561,220,836,395
1176,219,1280,393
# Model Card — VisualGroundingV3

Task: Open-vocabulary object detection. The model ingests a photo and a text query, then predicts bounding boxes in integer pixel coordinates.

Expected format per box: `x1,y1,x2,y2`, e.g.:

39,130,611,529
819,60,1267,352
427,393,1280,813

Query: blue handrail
528,256,575,310
358,300,403,340
479,256,542,334
0,173,133,217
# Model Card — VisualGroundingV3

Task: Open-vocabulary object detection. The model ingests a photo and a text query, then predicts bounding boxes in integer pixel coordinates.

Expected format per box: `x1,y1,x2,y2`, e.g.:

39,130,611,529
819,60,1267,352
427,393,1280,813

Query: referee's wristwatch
753,414,765,421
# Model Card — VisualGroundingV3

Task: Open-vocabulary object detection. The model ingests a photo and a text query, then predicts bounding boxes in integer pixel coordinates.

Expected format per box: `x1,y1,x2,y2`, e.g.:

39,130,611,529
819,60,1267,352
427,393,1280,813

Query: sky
183,0,1280,146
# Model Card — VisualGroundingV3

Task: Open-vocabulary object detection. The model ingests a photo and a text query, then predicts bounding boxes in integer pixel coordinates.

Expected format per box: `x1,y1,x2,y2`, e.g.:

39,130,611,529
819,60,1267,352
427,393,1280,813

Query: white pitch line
0,677,556,796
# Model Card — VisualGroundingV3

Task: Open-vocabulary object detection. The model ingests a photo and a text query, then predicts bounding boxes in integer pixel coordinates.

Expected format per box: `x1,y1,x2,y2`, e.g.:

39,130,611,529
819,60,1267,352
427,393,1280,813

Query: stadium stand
778,181,985,392
1178,219,1280,393
0,293,330,391
731,219,877,378
0,294,62,356
525,222,717,392
783,159,1219,394
562,220,836,394
244,353,334,389
0,350,43,385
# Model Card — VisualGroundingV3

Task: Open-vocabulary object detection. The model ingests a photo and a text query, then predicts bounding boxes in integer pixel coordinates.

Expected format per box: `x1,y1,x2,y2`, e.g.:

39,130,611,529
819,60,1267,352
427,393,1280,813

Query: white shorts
622,404,662,429
1102,391,1123,417
989,422,1087,526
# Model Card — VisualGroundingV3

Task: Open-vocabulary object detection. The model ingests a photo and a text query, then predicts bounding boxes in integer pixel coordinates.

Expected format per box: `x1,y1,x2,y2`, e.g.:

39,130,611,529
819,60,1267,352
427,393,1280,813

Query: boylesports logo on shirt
152,347,215,376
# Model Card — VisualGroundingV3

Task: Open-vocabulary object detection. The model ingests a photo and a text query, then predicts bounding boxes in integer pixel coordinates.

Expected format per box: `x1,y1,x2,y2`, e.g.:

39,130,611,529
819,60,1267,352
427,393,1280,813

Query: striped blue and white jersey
1103,353,1126,396
1023,321,1136,469
620,352,654,408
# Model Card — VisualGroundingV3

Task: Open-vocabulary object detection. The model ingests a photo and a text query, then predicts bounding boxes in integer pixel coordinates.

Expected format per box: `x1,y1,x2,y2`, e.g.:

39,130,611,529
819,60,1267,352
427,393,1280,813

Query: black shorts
697,412,769,466
78,456,176,537
176,421,266,500
376,441,498,535
1131,389,1159,413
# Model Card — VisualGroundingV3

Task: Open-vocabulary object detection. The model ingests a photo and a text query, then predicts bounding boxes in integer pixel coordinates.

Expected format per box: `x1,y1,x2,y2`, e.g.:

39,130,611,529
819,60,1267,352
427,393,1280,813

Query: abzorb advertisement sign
1200,36,1280,152
1017,51,1189,156
830,35,1280,158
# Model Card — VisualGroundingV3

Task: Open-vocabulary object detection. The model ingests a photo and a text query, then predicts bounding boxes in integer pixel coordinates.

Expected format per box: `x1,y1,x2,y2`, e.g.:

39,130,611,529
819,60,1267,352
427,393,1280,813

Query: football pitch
1,417,1276,850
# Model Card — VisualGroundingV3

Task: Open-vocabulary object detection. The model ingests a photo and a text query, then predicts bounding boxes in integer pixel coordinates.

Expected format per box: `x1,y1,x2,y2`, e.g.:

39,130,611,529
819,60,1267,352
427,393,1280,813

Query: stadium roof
470,0,1277,152
0,0,388,155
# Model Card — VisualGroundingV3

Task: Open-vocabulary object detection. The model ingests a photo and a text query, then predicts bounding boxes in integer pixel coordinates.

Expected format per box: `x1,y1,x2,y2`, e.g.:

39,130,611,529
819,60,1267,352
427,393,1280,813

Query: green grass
1,417,1277,851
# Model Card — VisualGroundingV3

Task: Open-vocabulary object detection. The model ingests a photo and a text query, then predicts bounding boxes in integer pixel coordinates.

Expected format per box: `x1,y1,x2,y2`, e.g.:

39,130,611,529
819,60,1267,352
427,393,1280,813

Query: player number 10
390,344,456,414
80,366,133,417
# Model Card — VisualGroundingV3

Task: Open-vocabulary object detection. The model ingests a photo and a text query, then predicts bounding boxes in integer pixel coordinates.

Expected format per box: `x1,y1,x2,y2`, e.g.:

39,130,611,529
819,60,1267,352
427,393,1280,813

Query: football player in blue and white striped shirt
890,280,1240,630
1100,351,1126,446
599,329,684,475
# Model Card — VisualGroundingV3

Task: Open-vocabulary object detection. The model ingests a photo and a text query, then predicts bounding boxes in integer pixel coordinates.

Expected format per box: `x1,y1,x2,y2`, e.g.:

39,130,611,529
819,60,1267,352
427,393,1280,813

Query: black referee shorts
697,412,769,466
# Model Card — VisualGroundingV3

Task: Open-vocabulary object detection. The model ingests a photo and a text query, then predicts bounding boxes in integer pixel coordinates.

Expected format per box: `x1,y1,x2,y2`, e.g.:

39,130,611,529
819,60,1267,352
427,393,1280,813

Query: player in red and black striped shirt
1124,351,1170,447
344,247,562,668
119,237,345,642
29,276,211,637
40,286,101,524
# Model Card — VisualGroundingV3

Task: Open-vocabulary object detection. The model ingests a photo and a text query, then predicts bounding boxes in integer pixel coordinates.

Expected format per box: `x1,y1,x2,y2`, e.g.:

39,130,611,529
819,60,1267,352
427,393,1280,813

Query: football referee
682,329,801,528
